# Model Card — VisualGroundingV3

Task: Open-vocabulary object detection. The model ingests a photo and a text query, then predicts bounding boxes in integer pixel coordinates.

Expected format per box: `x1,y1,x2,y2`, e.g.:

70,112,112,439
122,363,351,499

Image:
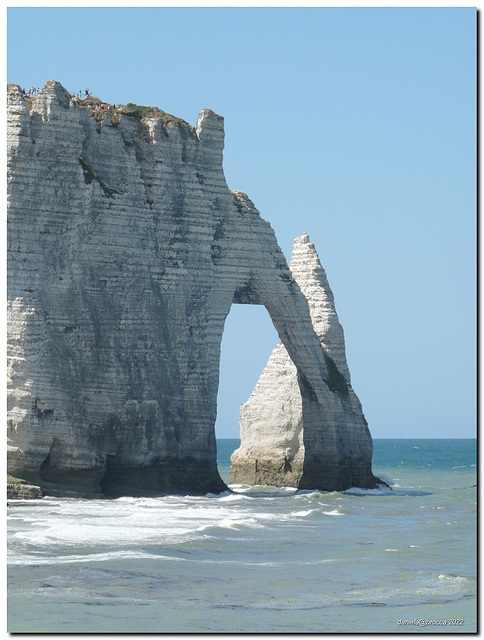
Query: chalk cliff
230,233,374,488
7,80,380,496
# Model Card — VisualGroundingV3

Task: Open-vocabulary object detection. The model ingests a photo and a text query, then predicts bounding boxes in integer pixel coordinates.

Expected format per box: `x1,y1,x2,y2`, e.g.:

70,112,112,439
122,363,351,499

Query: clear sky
7,6,476,439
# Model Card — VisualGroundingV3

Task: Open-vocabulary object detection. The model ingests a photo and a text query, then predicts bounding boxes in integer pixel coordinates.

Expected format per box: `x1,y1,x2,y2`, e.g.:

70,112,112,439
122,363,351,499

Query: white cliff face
230,233,377,489
290,233,351,383
231,341,306,487
7,80,379,496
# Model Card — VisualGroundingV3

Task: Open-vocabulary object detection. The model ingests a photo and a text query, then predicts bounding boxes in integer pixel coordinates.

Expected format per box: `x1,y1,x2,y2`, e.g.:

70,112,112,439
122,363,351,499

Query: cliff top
8,80,219,134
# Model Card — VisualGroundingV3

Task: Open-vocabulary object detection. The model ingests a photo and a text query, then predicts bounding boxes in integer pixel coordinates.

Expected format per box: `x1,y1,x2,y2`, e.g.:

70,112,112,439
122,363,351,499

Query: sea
7,438,477,634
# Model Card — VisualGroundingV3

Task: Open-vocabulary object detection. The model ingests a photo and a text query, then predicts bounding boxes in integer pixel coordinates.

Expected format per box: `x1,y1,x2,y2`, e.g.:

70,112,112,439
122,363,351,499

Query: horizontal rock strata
230,233,380,490
8,80,379,496
7,475,43,499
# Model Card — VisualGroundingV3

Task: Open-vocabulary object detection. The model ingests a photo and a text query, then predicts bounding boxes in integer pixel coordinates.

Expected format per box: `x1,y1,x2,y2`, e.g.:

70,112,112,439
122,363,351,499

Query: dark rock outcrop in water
7,80,381,497
7,475,43,499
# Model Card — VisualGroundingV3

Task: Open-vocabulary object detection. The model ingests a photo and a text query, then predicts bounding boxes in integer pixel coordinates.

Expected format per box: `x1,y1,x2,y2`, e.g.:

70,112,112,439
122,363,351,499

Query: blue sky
7,7,476,438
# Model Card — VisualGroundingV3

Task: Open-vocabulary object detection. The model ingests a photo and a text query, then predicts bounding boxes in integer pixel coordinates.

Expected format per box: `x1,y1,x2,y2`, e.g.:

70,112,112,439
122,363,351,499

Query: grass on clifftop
86,98,192,129
22,91,193,131
121,103,193,129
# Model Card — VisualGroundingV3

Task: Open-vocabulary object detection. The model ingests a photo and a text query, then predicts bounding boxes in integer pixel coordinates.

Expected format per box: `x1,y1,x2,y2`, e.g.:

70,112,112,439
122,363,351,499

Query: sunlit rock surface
7,80,379,496
230,233,378,489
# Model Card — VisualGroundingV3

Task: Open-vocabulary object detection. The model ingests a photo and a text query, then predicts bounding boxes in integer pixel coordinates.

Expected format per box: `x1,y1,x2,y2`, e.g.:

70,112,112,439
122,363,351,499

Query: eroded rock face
230,233,379,490
7,80,379,496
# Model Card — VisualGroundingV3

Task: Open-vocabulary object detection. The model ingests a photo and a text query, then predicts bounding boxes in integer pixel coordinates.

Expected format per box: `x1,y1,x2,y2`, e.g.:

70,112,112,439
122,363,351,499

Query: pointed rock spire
290,233,351,384
230,233,373,489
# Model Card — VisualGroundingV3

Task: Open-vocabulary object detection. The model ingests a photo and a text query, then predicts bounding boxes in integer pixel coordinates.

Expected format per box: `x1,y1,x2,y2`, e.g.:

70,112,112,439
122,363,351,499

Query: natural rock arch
230,233,377,489
7,80,380,496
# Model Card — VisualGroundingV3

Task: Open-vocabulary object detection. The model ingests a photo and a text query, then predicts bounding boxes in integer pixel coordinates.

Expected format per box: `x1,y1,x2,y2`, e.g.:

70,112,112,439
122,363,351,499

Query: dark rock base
229,458,304,488
10,460,228,498
7,475,43,499
230,460,384,492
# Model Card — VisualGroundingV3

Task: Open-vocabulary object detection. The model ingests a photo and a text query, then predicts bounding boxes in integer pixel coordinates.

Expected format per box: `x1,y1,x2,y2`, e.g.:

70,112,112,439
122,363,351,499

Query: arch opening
215,304,278,485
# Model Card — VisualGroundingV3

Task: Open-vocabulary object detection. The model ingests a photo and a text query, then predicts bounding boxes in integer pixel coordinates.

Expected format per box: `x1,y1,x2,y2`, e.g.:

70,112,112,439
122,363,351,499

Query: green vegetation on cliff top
21,87,193,131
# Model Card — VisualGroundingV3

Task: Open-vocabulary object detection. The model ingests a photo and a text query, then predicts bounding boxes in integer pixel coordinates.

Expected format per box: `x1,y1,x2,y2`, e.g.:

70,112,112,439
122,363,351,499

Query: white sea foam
295,490,328,497
7,548,169,565
342,485,394,496
216,493,250,502
374,472,395,486
438,573,467,582
205,490,233,498
227,483,251,491
215,516,265,530
9,496,269,549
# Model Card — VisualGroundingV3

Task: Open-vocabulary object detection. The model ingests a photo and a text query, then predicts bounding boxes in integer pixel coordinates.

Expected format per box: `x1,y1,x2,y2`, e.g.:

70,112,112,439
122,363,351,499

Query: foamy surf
7,438,477,633
292,509,314,517
374,472,395,485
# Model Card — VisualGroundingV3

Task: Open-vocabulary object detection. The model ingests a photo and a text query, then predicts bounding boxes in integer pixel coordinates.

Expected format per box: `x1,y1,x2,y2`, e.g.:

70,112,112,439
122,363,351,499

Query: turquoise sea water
7,439,477,633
